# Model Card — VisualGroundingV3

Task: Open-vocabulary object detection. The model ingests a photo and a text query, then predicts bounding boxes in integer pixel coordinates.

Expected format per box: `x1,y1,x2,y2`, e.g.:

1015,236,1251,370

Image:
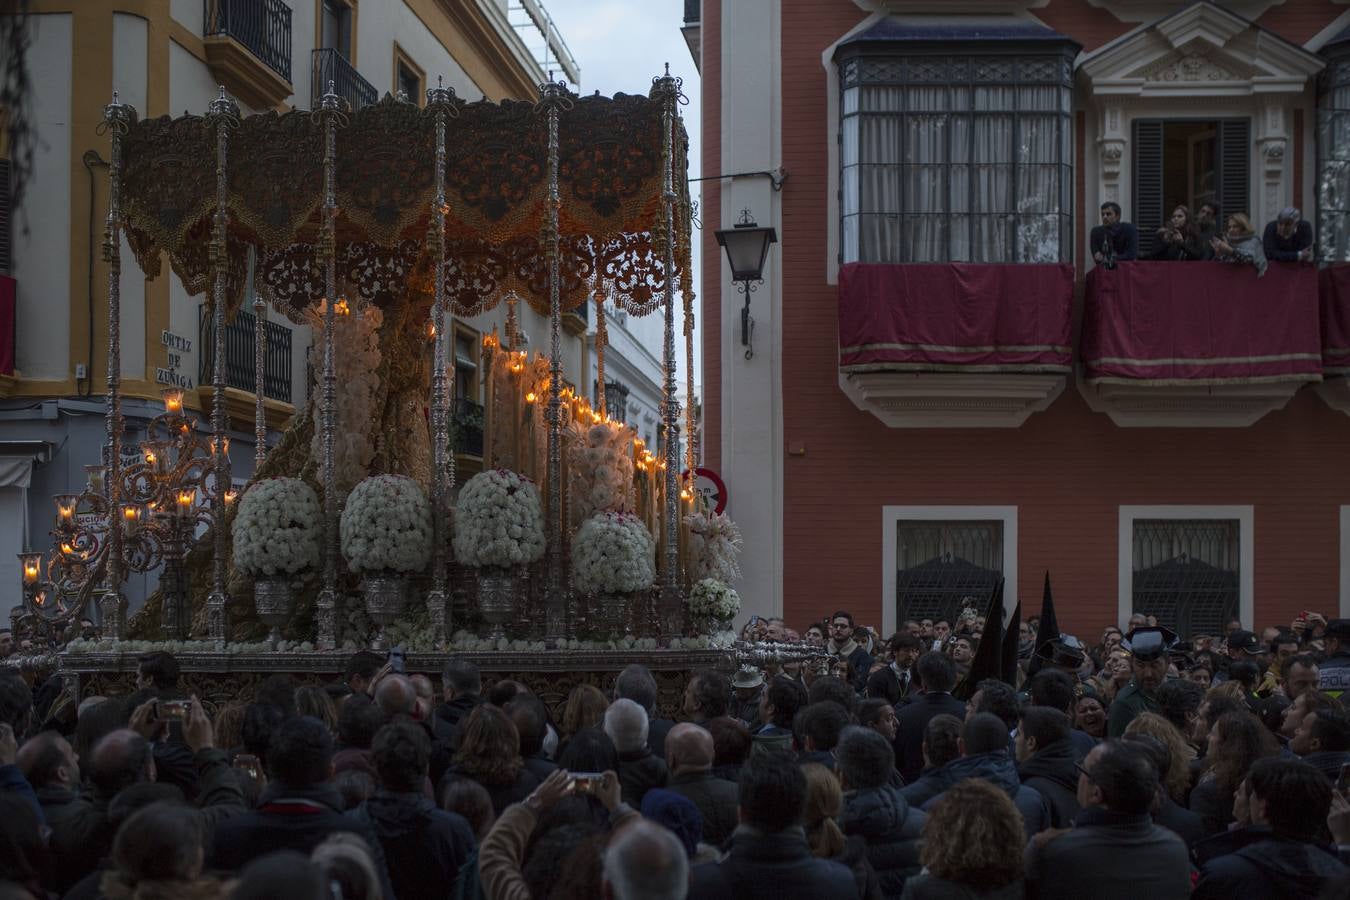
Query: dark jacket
1148,228,1208,261
1017,739,1081,829
831,834,883,900
900,876,1024,900
840,786,925,899
687,825,859,900
1262,219,1314,262
440,764,539,816
894,693,966,784
521,752,558,785
1300,749,1350,783
665,770,740,847
917,752,1049,839
1195,833,1346,900
829,642,874,695
648,716,676,757
616,747,668,807
1023,807,1190,900
431,695,483,746
351,790,477,900
1188,773,1234,837
1153,796,1204,849
208,782,388,881
1066,729,1097,760
1106,682,1158,737
1090,222,1139,261
37,785,109,894
0,764,42,825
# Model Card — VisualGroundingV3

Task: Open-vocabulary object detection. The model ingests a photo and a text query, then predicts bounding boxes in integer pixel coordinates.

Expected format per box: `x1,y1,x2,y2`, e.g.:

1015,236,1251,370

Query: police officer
1318,619,1350,699
1108,626,1177,737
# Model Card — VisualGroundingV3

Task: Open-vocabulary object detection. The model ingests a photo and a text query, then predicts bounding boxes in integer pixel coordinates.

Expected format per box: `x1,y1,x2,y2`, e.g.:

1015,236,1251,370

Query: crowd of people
0,606,1349,899
1088,199,1314,275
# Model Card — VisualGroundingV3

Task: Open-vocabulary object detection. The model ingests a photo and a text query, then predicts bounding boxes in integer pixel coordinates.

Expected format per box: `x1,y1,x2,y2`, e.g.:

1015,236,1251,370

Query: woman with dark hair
1150,205,1208,261
556,727,619,775
1190,711,1279,836
100,802,226,900
444,704,540,814
1075,694,1108,741
900,779,1024,899
706,716,751,782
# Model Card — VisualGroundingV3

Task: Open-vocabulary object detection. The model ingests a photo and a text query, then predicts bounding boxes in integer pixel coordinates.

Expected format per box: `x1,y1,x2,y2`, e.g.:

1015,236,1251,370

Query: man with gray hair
603,819,688,900
605,698,668,806
1264,206,1314,263
615,663,675,756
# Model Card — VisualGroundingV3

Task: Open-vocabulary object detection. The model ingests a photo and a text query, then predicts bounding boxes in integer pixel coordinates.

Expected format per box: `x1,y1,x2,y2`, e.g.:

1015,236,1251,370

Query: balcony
681,0,700,71
837,263,1073,427
562,297,589,336
1080,262,1322,426
198,306,295,430
312,48,377,112
203,0,293,110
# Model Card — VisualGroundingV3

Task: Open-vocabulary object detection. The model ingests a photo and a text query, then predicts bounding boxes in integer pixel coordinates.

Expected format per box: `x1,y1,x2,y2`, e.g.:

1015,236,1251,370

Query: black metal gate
1133,553,1238,638
896,553,1001,626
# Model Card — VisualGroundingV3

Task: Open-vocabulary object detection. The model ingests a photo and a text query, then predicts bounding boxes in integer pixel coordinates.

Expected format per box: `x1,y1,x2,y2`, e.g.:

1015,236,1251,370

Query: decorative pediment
1078,1,1324,97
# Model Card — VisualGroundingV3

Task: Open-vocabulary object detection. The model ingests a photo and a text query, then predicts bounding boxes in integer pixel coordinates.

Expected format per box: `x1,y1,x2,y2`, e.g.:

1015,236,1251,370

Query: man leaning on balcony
1263,207,1314,264
1090,202,1138,267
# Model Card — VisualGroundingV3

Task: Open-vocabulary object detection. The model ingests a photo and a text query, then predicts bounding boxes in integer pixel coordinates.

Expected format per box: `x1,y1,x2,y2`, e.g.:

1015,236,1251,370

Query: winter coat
1195,833,1347,900
351,789,477,900
440,763,539,816
648,716,677,757
616,747,668,807
687,825,859,900
829,834,883,900
37,785,111,893
1017,739,1081,829
1153,796,1204,848
901,876,1025,900
431,695,484,746
840,786,926,899
894,693,967,784
1023,807,1190,900
665,770,740,847
1300,749,1350,784
917,752,1050,839
521,752,558,785
1188,773,1235,837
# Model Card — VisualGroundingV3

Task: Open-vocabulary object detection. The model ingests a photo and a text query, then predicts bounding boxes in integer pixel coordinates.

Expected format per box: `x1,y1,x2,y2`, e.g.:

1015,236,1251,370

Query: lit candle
224,489,238,505
176,489,196,517
19,553,40,585
122,504,142,534
160,387,184,414
85,465,106,494
143,448,157,467
525,392,536,403
59,542,75,557
54,494,78,524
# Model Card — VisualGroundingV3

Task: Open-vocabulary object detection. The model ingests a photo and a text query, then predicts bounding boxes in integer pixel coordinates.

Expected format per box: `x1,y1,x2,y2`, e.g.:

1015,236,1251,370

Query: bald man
375,674,418,720
663,722,739,846
20,731,100,892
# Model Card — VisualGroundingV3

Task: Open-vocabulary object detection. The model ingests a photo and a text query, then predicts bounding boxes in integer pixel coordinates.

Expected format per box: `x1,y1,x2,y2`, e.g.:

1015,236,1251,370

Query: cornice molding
839,372,1066,427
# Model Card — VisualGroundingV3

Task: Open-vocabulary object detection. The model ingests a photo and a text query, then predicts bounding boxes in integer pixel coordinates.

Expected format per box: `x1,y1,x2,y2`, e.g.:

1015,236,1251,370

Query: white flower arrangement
340,474,433,573
453,469,546,569
567,421,634,521
231,477,322,576
687,578,741,621
571,511,656,595
685,511,744,583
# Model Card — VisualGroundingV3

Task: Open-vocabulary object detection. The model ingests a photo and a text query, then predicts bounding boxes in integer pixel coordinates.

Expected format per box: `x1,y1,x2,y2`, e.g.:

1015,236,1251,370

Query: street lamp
715,209,777,360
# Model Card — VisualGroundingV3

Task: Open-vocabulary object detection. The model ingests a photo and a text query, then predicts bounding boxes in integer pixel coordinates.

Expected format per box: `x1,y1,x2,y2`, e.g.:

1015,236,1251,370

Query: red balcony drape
1082,262,1321,385
838,262,1074,373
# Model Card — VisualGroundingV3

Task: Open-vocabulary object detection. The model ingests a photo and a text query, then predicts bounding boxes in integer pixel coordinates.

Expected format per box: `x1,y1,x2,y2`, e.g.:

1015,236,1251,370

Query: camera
157,699,190,722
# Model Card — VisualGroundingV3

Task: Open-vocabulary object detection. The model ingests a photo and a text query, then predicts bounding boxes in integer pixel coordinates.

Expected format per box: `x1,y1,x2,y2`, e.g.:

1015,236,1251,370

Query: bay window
837,47,1075,264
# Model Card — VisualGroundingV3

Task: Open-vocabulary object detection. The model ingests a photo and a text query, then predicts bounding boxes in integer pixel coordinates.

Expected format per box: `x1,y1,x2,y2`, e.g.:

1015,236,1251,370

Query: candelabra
15,388,235,643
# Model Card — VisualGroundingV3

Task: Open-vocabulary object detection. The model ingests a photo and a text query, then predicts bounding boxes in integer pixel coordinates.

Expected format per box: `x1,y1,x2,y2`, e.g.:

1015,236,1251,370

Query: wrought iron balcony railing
199,306,294,404
203,0,293,83
311,48,377,111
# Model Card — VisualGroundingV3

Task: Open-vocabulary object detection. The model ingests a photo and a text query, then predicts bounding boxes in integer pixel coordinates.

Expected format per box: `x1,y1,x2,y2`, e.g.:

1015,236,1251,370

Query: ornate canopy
117,84,693,322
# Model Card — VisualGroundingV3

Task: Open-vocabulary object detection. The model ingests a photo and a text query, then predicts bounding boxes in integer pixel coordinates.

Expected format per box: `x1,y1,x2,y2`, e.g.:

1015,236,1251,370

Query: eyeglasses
830,622,851,630
1075,762,1095,784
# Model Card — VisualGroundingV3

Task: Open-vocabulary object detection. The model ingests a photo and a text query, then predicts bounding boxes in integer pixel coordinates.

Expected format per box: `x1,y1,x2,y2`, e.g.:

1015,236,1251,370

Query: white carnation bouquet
571,511,656,595
685,511,743,582
340,474,433,573
453,469,546,568
231,477,322,576
687,578,741,620
567,421,634,521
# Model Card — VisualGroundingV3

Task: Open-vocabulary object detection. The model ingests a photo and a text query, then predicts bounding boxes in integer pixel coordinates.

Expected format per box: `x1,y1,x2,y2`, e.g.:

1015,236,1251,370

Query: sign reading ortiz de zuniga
156,329,194,390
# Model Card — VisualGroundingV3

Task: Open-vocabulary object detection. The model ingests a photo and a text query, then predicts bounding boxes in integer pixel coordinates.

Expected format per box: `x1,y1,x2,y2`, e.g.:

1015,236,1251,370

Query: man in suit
894,652,966,783
866,633,923,706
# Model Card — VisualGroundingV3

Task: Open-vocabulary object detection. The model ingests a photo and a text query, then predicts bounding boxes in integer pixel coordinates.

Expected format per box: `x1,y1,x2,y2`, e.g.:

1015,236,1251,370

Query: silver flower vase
363,573,407,649
478,568,521,641
253,576,294,648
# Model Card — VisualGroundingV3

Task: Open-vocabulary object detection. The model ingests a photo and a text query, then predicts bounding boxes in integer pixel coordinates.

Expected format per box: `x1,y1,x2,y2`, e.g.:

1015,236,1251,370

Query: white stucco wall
12,14,72,382
356,3,484,101
114,13,149,382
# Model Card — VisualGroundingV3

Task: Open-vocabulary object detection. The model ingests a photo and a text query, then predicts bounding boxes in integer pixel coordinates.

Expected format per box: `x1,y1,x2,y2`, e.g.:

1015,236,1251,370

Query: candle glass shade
121,504,142,534
160,387,185,414
85,465,106,495
142,441,170,474
54,494,79,526
175,489,197,518
18,552,41,585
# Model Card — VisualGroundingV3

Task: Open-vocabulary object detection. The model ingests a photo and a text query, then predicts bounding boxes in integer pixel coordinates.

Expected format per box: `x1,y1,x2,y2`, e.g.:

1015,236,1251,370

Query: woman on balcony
1210,213,1268,277
1149,205,1210,261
